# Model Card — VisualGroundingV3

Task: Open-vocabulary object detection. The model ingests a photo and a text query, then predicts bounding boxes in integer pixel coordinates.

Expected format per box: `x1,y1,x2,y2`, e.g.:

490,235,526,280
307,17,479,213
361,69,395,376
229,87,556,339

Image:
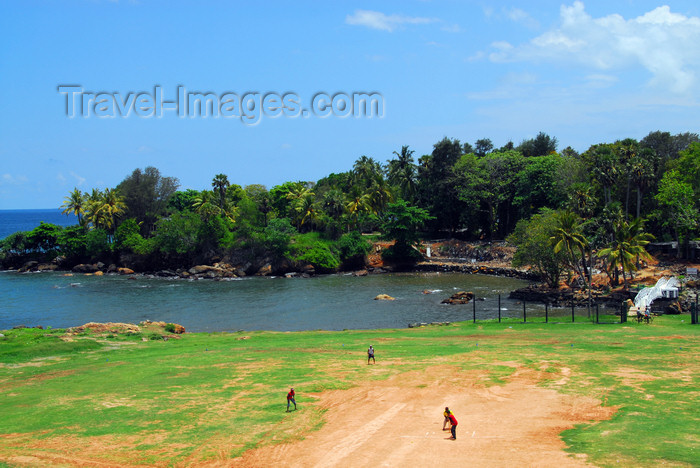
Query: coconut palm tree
365,174,394,216
352,156,382,188
84,188,126,241
598,218,654,289
61,188,87,226
193,190,223,220
296,195,320,230
550,210,589,287
387,145,417,201
285,186,315,229
322,189,346,219
346,193,371,230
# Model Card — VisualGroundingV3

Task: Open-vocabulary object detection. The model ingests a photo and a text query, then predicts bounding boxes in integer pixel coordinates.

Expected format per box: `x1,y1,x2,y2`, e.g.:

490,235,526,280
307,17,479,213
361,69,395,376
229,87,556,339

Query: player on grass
286,387,296,412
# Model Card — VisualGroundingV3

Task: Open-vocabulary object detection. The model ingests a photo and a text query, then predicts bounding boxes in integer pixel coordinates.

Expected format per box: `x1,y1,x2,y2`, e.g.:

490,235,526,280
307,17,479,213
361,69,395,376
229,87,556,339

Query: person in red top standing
448,411,458,440
286,387,296,412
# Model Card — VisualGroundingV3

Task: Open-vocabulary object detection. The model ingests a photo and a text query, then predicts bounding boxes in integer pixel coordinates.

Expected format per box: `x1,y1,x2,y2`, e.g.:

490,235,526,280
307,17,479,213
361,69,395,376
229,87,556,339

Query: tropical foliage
3,130,700,279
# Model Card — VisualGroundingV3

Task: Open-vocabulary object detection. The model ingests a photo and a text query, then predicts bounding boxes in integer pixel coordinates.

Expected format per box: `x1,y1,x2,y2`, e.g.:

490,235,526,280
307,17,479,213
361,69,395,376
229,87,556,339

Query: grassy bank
0,317,698,466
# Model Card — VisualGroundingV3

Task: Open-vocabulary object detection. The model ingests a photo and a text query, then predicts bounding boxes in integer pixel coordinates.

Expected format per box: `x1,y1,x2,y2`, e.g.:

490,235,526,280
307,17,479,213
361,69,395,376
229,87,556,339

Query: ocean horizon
0,208,79,240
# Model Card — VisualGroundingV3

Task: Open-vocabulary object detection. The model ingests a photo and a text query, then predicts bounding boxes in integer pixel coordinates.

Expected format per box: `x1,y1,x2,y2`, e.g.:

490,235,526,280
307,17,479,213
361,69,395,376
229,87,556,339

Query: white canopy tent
633,277,679,313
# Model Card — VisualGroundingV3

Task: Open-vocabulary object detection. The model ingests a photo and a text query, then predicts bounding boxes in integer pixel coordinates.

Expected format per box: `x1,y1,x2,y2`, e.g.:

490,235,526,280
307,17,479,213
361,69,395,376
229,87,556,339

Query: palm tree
598,218,654,289
193,190,223,220
84,188,126,241
352,156,382,188
629,149,656,219
346,193,371,230
297,195,320,230
211,174,230,210
61,188,87,226
550,210,589,287
567,183,595,219
365,174,394,215
322,189,346,219
387,145,417,201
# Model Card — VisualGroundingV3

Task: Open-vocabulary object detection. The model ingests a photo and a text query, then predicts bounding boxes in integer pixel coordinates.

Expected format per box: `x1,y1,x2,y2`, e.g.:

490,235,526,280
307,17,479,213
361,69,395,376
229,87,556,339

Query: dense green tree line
2,130,699,280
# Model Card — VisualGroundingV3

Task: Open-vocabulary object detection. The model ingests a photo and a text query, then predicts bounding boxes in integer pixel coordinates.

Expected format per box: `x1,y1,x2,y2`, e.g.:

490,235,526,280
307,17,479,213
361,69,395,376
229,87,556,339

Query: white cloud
489,1,700,93
441,24,462,33
70,171,86,186
57,172,67,183
346,10,436,32
0,173,28,185
503,7,539,29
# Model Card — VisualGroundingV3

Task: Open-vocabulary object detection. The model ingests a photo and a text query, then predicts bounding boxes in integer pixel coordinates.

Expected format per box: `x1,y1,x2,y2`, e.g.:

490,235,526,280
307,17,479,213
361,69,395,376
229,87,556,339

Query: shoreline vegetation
1,131,699,289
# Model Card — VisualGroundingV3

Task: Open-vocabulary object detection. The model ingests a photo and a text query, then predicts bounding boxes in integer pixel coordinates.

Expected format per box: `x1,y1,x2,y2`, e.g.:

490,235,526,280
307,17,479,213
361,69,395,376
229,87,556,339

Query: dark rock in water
73,264,99,273
95,262,105,271
106,264,118,273
37,264,58,271
284,272,298,278
189,265,215,275
118,267,135,275
156,269,178,277
255,264,273,276
354,269,368,277
18,261,39,273
441,291,474,304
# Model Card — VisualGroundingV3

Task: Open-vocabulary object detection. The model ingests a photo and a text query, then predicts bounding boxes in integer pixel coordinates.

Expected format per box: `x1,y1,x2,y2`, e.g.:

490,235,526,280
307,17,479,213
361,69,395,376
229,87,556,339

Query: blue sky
2,0,700,209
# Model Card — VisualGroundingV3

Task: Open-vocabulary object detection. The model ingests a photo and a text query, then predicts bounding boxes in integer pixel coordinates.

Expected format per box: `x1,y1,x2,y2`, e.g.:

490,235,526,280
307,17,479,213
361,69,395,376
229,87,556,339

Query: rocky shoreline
5,251,698,315
5,257,540,282
413,260,541,281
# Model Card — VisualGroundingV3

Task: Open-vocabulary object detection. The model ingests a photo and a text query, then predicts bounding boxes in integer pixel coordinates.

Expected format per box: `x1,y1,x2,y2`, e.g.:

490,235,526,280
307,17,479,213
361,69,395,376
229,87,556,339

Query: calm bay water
0,271,536,332
0,209,78,239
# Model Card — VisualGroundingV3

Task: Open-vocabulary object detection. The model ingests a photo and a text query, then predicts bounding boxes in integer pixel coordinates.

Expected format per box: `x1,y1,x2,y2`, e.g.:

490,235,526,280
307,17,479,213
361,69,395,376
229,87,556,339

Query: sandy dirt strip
226,364,614,468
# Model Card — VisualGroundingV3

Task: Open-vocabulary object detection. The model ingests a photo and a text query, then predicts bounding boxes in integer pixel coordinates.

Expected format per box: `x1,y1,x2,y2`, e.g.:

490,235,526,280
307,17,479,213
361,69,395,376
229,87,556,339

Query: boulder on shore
73,264,99,273
18,261,39,272
441,291,475,304
374,294,395,301
117,267,135,275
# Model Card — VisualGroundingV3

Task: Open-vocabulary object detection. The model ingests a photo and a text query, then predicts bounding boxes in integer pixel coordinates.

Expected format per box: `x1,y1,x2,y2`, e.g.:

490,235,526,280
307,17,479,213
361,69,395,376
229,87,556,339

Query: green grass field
0,316,698,467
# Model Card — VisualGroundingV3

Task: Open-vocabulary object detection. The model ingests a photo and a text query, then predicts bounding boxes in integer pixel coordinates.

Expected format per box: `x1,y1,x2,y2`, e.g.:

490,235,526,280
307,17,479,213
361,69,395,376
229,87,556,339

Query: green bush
337,231,370,260
164,323,176,333
289,232,340,272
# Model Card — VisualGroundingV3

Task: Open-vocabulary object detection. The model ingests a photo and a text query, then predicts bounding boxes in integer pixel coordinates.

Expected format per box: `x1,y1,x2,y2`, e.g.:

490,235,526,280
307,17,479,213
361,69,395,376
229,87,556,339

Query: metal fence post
571,303,575,323
621,303,627,323
523,301,526,323
596,304,599,324
498,295,501,323
545,303,548,323
473,298,476,323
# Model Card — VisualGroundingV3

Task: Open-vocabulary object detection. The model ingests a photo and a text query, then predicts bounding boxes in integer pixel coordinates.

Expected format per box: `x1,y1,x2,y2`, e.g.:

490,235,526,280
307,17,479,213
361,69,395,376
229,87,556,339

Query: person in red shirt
448,411,458,440
286,388,296,412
